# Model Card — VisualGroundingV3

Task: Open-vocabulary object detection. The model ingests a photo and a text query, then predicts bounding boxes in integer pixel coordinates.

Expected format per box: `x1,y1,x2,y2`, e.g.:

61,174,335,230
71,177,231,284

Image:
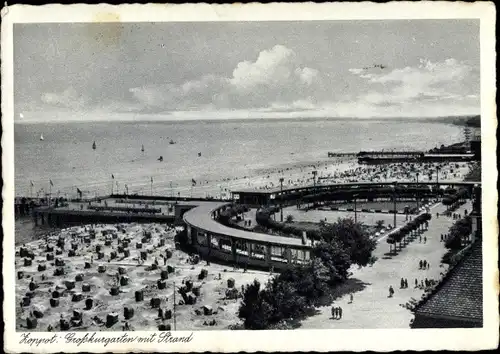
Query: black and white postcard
1,2,498,352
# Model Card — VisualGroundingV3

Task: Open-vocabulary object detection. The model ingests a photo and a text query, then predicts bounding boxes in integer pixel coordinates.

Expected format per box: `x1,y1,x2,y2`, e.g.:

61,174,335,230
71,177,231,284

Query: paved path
300,201,472,329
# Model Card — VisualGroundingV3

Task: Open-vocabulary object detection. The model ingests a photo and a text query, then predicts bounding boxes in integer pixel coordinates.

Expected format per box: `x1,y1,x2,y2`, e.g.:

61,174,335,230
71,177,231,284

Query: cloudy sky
14,20,480,122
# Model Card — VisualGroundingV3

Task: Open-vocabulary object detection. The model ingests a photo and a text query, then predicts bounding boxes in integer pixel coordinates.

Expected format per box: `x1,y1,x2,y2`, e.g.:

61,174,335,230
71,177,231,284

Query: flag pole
30,182,33,199
150,178,153,196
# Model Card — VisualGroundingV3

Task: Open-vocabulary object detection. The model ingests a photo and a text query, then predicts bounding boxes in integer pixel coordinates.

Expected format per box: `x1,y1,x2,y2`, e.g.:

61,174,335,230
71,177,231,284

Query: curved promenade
183,202,311,271
182,181,480,270
233,181,479,206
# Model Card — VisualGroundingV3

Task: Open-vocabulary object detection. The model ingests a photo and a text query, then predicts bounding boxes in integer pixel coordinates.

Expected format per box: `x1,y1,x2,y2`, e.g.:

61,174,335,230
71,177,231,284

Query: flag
30,181,34,187
49,180,54,186
112,174,115,179
77,188,82,197
191,178,197,186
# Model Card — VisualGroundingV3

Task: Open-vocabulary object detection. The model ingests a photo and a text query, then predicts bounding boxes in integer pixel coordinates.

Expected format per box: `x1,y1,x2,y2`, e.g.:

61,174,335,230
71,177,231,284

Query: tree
319,218,376,267
445,216,472,251
285,214,294,223
261,277,309,323
238,280,273,329
311,240,351,283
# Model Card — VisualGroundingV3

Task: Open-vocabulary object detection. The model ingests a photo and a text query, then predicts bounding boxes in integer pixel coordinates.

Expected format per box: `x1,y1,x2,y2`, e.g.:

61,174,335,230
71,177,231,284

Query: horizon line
13,114,480,125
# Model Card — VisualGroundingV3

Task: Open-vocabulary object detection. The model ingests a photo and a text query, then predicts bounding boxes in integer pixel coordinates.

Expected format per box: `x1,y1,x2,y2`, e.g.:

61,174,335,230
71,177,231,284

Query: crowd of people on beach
232,160,472,196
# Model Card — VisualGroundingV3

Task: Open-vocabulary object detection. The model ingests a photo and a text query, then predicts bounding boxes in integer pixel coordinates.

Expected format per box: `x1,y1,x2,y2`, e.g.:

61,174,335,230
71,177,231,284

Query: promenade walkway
300,200,472,329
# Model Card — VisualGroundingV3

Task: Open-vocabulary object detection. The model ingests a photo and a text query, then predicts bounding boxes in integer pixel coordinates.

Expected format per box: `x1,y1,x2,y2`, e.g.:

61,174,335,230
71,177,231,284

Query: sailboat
169,139,176,145
141,144,145,152
158,156,163,162
40,133,44,141
92,141,96,150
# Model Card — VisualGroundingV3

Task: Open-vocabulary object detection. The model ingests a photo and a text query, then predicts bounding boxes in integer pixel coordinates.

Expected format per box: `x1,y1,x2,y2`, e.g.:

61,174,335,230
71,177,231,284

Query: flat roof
183,202,310,248
232,181,480,195
423,154,475,158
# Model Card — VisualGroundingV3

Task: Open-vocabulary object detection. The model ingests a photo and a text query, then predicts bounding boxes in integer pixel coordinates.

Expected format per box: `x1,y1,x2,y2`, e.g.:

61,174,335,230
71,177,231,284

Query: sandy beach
16,223,272,331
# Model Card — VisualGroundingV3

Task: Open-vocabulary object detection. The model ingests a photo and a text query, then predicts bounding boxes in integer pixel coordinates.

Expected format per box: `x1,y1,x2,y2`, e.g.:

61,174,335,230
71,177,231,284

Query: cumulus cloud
41,87,86,109
38,55,479,119
351,58,479,110
128,45,322,112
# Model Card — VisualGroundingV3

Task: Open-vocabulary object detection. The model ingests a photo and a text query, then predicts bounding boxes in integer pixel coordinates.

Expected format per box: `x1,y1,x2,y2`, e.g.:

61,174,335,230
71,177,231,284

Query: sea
14,118,465,198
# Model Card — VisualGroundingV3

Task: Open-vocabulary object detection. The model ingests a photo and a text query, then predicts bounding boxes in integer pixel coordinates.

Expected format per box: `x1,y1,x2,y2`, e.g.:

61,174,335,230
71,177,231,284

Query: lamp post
354,193,358,224
436,166,440,202
416,172,420,211
312,170,317,207
393,182,398,228
279,177,284,222
173,281,177,331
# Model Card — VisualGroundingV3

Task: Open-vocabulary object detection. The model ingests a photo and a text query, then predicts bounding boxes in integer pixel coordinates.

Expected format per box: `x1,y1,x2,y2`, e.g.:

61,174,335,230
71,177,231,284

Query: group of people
414,278,437,290
331,306,343,319
418,259,430,270
400,278,409,289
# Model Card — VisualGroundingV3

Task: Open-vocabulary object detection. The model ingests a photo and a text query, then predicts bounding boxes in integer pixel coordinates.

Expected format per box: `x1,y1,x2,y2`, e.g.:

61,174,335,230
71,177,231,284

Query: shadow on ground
288,278,370,329
323,278,371,304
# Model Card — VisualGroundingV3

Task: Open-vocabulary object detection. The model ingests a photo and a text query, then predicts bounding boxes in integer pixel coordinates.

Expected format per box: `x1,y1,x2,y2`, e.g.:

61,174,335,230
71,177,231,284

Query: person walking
338,307,343,320
419,260,423,269
415,279,418,288
389,285,394,298
400,278,405,289
423,260,427,269
349,293,354,304
427,262,430,270
424,236,427,244
404,278,408,289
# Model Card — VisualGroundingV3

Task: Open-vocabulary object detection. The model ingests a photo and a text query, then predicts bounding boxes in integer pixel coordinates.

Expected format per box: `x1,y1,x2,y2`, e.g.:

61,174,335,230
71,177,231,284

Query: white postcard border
2,2,498,353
